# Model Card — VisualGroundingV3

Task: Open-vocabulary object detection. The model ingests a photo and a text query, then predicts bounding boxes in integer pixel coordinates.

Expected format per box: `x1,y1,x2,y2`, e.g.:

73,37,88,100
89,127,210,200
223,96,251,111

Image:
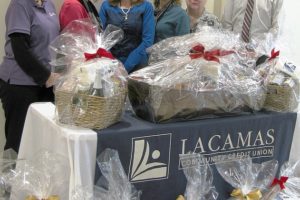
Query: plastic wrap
262,161,300,199
95,148,141,200
147,27,263,64
179,154,218,200
50,20,128,129
216,158,278,200
129,31,269,122
0,149,18,197
1,151,69,200
260,55,300,112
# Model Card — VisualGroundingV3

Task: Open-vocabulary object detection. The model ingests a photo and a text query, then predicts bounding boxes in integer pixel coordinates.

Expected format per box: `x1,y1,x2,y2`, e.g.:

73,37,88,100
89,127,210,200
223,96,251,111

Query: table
18,102,300,199
18,102,97,199
95,111,297,199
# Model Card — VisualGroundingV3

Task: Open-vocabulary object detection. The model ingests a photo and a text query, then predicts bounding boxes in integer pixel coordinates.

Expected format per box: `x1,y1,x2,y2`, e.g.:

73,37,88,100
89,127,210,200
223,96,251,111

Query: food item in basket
90,69,105,97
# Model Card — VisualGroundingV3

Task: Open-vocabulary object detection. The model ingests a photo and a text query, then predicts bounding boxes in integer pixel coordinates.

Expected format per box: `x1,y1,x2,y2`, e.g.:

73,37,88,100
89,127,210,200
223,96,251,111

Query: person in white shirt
222,0,284,43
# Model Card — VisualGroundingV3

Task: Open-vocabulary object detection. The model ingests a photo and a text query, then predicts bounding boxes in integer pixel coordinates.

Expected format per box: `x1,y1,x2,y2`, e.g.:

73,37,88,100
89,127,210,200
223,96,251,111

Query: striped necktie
241,0,255,43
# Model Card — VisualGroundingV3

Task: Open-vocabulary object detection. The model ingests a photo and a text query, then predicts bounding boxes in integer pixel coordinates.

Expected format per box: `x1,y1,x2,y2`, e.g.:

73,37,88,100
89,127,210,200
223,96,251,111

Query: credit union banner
95,111,296,200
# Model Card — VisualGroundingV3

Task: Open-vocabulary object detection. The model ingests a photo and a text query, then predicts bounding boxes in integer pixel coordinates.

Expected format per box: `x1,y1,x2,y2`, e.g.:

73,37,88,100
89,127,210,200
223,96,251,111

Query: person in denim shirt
99,0,155,73
154,0,190,43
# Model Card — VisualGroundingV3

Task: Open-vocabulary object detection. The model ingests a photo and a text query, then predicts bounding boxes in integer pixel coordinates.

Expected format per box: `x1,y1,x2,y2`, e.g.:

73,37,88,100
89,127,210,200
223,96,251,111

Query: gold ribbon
176,195,185,200
231,188,262,200
25,195,59,200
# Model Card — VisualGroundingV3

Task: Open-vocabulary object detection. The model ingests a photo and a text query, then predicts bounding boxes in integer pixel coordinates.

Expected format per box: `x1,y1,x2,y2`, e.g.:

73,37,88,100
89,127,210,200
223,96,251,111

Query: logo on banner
129,133,172,182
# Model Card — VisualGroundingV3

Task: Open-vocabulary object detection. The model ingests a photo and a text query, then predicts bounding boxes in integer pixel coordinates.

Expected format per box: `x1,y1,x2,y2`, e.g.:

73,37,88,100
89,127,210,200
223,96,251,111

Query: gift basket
50,20,128,129
71,149,141,200
215,158,278,200
72,148,141,200
177,153,218,200
1,150,69,200
262,160,300,199
128,28,269,123
0,149,18,198
259,53,300,112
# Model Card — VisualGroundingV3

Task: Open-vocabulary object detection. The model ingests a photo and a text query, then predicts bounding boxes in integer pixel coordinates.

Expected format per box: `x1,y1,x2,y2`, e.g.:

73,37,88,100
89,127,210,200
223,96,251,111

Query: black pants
0,79,54,152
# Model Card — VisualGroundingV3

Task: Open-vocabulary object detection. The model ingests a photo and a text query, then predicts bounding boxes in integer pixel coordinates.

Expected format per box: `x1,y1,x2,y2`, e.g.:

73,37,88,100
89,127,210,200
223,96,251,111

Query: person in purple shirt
0,0,60,152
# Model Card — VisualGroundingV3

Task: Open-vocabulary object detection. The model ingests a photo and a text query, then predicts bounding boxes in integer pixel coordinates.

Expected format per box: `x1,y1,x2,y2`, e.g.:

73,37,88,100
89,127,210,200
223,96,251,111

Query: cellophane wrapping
0,149,18,198
263,161,300,200
128,28,272,123
1,150,69,200
181,154,218,200
50,20,128,129
71,149,141,200
260,57,300,112
216,158,278,200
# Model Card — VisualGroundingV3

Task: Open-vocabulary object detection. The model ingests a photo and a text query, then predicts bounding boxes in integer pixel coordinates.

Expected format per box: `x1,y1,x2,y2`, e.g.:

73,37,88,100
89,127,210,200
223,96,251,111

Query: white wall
281,0,300,66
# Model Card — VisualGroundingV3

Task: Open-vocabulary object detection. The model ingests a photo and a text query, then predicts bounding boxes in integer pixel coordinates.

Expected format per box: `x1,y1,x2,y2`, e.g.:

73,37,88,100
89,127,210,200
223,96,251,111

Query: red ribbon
271,176,288,190
189,44,235,63
268,48,280,61
84,48,114,61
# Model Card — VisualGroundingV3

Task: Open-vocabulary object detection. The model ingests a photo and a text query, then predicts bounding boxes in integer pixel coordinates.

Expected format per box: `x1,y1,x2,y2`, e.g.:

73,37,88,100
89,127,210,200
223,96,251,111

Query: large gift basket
50,20,128,129
128,28,270,123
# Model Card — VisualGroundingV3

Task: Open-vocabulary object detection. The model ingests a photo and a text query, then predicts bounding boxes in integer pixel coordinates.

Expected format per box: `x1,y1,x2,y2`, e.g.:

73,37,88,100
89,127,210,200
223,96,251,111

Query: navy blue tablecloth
95,111,297,200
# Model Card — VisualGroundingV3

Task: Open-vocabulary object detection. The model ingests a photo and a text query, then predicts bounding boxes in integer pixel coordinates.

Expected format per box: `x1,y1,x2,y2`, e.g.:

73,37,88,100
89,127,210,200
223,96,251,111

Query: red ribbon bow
84,48,114,61
189,44,235,63
271,176,288,190
268,48,280,61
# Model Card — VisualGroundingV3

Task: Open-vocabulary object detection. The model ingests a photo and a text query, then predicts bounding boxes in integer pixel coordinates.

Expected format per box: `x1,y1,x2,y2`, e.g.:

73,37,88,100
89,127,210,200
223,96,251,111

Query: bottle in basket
91,69,104,97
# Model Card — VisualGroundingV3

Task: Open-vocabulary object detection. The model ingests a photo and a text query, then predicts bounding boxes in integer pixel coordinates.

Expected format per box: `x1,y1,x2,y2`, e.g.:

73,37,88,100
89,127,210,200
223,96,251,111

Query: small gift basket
262,160,300,199
177,153,218,200
258,52,300,112
128,28,269,123
50,20,128,129
216,158,278,200
1,151,69,200
72,148,141,200
0,149,18,197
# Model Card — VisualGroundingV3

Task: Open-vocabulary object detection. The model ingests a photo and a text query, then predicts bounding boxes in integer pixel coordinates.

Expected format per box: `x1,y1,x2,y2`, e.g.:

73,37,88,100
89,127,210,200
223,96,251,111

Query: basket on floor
264,82,299,112
55,88,127,129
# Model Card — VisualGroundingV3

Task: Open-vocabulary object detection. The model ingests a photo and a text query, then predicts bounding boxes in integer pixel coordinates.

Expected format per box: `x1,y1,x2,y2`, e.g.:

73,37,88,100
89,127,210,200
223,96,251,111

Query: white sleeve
268,0,284,39
221,0,234,30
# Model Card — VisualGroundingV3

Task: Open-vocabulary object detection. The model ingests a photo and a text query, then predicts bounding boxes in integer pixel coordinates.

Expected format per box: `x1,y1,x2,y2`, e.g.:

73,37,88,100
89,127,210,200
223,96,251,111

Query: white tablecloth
17,102,300,199
18,102,97,199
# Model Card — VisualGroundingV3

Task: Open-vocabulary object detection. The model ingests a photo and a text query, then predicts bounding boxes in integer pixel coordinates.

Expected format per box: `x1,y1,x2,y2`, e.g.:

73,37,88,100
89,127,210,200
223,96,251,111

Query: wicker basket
264,82,299,112
55,89,127,129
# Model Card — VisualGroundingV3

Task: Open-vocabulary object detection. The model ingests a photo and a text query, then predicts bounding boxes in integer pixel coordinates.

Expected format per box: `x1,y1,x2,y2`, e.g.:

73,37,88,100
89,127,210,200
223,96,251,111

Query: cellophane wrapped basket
260,57,300,112
177,153,218,200
262,160,300,200
1,151,69,200
216,158,278,200
50,20,128,129
128,28,271,123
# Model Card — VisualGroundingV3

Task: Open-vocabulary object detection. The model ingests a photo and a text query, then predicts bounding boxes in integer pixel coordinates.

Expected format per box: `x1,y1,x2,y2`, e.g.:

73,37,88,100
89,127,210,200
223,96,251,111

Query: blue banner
95,111,296,200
